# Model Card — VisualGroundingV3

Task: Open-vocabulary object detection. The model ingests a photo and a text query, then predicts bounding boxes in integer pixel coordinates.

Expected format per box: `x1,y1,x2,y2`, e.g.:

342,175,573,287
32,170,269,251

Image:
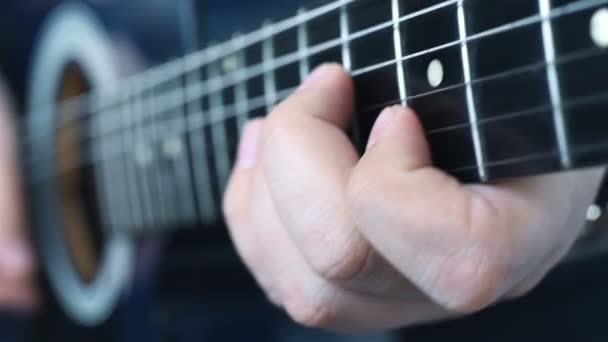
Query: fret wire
339,0,362,148
168,65,197,225
91,93,122,233
262,23,278,112
106,96,132,232
391,0,407,105
185,67,217,222
35,43,607,156
121,82,144,232
27,0,605,135
208,61,231,193
457,0,487,181
146,80,171,228
158,69,183,227
297,8,311,80
113,101,134,231
233,39,249,135
163,83,189,226
32,88,608,185
131,79,156,229
149,80,171,227
340,1,352,71
540,0,572,168
157,71,185,227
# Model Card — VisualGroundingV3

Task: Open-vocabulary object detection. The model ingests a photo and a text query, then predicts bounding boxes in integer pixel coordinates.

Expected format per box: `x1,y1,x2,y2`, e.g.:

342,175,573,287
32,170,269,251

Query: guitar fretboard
28,0,608,234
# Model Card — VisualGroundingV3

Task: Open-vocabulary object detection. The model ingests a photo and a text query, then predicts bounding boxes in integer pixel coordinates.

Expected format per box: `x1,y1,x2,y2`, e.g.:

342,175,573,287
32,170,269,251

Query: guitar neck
38,0,608,232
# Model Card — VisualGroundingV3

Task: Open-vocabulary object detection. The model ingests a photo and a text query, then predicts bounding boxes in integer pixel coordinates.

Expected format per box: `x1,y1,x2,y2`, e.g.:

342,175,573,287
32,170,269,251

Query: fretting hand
223,64,604,332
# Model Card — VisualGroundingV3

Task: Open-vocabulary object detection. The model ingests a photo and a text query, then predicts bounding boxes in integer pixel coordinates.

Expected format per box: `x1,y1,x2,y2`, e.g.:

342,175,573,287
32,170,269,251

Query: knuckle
285,296,334,328
296,202,372,283
308,232,372,283
282,281,335,328
428,248,509,314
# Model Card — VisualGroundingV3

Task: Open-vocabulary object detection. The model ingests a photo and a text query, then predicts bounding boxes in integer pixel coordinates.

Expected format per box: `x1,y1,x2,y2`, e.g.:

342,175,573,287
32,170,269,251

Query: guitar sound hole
56,62,105,284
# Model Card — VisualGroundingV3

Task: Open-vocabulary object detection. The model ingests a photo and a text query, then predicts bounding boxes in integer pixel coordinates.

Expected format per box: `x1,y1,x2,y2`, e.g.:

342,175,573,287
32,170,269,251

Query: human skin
0,76,38,310
223,64,605,332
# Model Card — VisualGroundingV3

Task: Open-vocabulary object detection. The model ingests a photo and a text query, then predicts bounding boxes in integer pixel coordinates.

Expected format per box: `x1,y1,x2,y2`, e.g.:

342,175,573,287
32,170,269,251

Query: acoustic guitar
2,0,608,339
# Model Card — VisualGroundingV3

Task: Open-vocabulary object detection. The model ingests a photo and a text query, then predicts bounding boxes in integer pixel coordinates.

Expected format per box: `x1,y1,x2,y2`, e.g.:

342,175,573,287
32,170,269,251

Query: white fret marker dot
163,138,183,159
427,59,444,88
591,8,608,48
587,204,602,221
222,56,239,72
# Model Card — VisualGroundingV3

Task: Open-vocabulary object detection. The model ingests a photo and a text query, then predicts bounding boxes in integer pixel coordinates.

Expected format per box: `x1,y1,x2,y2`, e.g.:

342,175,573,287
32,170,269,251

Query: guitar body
0,1,205,340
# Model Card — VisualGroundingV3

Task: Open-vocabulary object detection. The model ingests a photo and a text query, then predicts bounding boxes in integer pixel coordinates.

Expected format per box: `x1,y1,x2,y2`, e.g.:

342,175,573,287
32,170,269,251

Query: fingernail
367,106,399,150
0,241,32,276
299,63,334,91
237,120,263,169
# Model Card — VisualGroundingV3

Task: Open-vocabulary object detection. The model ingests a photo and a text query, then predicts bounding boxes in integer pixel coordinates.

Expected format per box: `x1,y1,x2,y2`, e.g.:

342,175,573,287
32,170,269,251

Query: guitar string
98,136,608,233
40,0,607,130
26,79,608,185
89,93,608,234
23,2,606,163
451,138,608,175
182,0,458,72
182,0,604,93
167,0,598,112
26,44,607,170
25,39,606,164
352,45,604,115
22,0,604,137
23,0,454,129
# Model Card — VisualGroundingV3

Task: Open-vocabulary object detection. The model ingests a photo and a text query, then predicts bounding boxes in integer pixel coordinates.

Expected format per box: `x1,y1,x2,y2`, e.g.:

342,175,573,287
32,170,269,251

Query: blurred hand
223,64,604,332
0,77,38,311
